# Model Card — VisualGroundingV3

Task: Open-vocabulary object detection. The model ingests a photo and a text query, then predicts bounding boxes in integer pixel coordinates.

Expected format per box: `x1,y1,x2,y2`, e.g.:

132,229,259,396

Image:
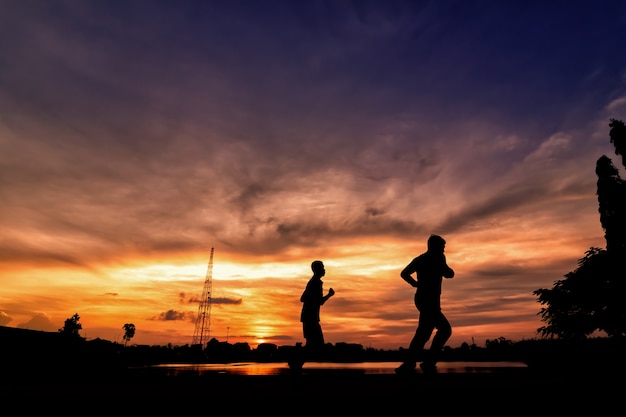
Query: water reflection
144,361,527,376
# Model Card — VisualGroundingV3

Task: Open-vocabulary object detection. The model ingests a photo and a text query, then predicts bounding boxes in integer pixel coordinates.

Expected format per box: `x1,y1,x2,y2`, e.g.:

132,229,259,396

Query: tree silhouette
609,117,626,168
59,313,82,338
534,119,626,338
122,323,136,346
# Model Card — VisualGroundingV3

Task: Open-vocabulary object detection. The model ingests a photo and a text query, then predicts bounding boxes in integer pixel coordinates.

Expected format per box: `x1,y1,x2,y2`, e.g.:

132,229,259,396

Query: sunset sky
2,1,626,350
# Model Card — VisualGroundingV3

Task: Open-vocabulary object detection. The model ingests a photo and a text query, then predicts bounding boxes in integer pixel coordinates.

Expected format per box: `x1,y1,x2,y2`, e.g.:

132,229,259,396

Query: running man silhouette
300,260,335,359
396,234,455,374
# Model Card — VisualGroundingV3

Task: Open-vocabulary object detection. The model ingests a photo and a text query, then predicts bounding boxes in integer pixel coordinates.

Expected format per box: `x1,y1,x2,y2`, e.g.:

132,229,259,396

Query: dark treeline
2,324,520,367
2,325,625,381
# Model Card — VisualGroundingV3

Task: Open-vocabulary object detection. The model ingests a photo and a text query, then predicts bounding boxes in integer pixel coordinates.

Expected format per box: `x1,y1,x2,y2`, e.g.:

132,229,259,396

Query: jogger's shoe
395,361,417,374
419,361,437,374
288,357,304,372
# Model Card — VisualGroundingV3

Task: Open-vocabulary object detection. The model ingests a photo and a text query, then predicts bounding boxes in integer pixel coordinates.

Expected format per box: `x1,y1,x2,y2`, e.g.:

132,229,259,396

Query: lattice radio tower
192,247,214,346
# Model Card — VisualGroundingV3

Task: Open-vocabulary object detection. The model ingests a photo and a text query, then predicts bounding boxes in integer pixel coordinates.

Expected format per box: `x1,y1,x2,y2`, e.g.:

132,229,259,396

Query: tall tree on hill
59,313,82,338
534,119,626,339
603,119,626,257
122,323,136,346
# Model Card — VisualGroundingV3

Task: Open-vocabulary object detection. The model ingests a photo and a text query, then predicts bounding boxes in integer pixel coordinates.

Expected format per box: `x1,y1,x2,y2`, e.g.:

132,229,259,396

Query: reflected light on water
146,361,527,376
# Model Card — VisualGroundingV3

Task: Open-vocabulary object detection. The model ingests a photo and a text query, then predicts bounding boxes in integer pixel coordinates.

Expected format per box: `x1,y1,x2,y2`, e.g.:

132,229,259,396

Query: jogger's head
311,260,325,276
427,234,446,252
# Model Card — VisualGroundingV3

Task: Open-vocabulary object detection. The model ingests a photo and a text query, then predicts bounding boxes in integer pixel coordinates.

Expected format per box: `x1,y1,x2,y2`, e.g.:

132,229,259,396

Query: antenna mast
192,247,214,346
